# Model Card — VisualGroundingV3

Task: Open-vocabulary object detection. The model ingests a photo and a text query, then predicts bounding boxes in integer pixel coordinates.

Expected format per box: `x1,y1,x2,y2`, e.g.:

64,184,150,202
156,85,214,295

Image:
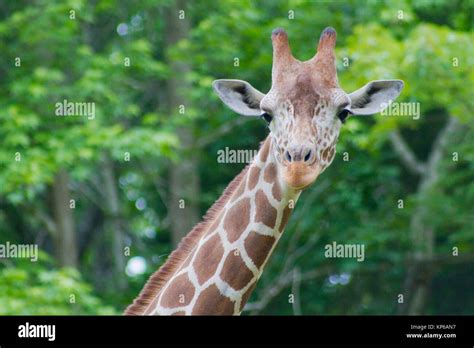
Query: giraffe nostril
304,150,312,162
285,151,292,162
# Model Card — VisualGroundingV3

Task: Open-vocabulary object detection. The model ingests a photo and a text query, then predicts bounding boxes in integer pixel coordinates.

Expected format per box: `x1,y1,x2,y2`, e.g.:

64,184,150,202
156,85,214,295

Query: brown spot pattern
179,252,194,270
231,179,246,203
244,231,276,270
208,210,223,233
224,198,250,243
239,282,257,312
255,190,277,228
192,284,235,315
194,233,225,285
279,205,293,232
321,147,331,162
260,138,270,162
272,182,282,201
247,166,260,190
264,163,277,183
220,250,255,291
159,273,195,308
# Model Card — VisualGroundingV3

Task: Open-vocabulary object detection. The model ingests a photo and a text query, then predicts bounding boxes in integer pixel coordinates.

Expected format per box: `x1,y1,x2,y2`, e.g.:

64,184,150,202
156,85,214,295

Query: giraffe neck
127,136,300,315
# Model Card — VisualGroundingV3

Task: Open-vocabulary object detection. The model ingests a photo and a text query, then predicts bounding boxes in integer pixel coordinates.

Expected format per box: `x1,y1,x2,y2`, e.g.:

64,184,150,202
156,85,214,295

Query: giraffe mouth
282,162,321,190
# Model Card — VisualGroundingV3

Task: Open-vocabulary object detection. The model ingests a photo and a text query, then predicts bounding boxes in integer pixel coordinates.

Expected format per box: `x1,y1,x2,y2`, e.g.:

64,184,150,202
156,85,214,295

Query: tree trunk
391,116,462,314
165,0,200,247
51,169,78,267
407,117,461,314
102,156,126,289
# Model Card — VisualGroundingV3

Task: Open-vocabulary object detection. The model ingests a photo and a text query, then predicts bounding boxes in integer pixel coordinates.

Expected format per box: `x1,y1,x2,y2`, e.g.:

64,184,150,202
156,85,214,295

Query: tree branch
28,205,57,237
403,116,463,314
291,267,302,315
196,117,247,147
424,117,460,187
245,267,330,314
389,130,426,175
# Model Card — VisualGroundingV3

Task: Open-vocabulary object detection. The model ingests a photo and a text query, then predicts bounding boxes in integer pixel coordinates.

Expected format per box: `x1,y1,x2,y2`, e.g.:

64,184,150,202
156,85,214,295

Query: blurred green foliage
0,253,116,315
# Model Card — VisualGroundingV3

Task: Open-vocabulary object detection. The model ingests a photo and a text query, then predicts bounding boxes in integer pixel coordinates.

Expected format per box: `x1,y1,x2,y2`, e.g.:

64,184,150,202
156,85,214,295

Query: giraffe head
213,27,403,190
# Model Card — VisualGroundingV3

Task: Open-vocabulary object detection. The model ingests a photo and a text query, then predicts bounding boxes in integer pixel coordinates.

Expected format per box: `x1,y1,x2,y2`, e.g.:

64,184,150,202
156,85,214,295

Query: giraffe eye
337,109,352,123
261,112,273,124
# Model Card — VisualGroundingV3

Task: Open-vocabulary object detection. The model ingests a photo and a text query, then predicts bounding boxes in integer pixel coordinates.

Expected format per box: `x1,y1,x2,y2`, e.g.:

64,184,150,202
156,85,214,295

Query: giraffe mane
124,151,256,315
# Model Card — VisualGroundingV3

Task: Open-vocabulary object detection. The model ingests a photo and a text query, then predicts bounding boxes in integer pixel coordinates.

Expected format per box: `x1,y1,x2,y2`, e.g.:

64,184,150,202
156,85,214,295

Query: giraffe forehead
273,84,334,121
284,65,335,95
273,97,329,126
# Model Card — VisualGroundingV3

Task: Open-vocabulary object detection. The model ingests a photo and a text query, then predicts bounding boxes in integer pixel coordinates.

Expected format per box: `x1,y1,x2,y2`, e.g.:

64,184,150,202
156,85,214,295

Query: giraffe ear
348,80,404,115
213,79,265,116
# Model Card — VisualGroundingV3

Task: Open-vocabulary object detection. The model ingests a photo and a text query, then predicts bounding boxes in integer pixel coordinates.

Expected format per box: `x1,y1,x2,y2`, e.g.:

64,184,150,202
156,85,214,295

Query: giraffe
125,27,404,315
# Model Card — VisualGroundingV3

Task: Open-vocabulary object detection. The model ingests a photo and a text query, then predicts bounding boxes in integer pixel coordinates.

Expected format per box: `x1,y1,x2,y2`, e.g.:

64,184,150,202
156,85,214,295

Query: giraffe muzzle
282,162,321,190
